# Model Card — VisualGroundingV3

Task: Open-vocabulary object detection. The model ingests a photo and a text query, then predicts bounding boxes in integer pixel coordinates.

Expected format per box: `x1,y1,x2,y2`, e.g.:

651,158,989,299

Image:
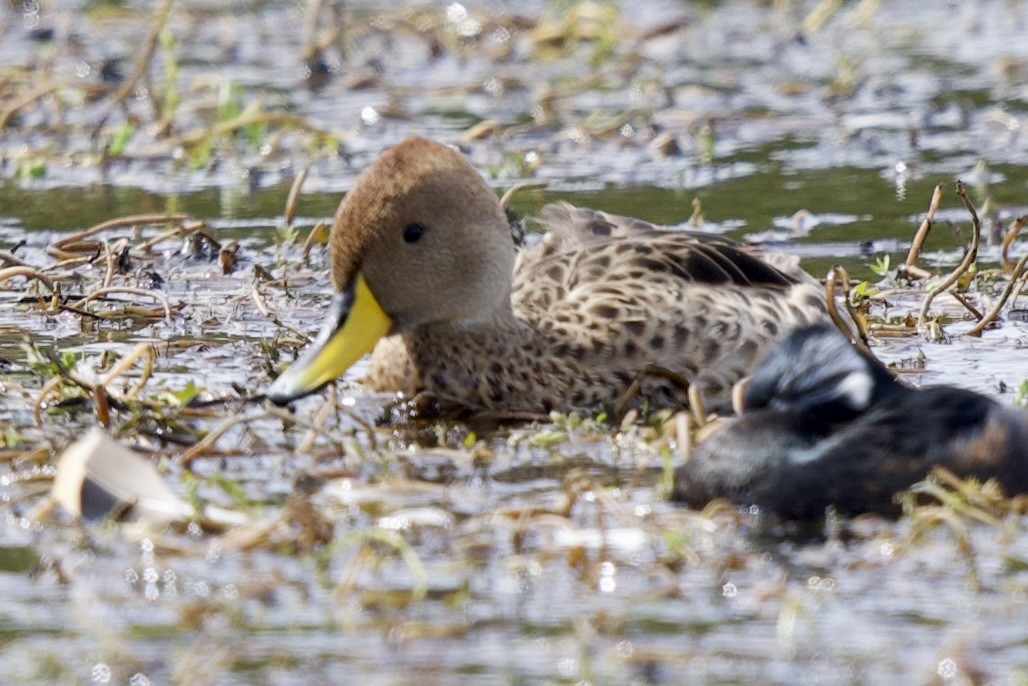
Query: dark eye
403,224,425,244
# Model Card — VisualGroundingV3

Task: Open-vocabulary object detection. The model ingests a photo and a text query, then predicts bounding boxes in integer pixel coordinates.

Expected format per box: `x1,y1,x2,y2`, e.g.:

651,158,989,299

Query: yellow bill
265,273,392,405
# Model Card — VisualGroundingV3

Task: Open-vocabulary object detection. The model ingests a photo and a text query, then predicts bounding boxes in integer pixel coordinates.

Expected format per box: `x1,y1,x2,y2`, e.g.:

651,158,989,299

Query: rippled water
2,0,1028,683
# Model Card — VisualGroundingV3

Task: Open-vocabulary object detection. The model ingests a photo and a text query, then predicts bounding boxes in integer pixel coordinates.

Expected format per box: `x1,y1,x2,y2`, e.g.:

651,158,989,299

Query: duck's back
510,203,831,409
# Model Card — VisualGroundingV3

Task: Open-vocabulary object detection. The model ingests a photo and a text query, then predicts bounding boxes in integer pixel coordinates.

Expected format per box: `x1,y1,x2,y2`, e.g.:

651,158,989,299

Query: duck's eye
403,224,425,244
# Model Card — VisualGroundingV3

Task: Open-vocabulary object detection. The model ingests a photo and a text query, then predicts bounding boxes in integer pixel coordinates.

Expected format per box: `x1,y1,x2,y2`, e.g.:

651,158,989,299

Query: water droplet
722,582,737,598
445,2,468,23
91,663,111,683
937,658,957,679
129,674,151,686
360,106,380,126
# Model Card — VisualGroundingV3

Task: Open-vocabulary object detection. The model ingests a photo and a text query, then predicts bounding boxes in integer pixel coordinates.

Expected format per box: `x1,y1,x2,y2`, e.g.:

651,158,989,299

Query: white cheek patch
836,369,873,410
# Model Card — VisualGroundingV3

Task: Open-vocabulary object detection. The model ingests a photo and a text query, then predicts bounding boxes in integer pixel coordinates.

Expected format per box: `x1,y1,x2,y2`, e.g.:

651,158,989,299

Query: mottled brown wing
512,202,829,409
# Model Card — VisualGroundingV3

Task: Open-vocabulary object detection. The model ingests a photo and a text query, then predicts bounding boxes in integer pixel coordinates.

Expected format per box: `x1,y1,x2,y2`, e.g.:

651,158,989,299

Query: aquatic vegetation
2,0,1028,682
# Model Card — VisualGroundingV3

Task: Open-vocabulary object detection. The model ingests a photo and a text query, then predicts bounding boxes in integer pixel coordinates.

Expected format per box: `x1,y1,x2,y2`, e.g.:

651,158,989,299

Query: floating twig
284,168,309,227
0,266,56,293
33,376,64,427
613,364,691,417
178,409,272,465
1000,215,1026,271
947,290,983,321
675,411,691,466
731,377,749,416
0,250,30,268
499,180,549,210
99,343,156,400
49,213,187,258
964,254,1028,337
77,286,175,324
301,220,329,267
0,83,59,131
687,384,706,428
251,284,311,341
902,183,943,274
917,182,980,329
825,264,872,353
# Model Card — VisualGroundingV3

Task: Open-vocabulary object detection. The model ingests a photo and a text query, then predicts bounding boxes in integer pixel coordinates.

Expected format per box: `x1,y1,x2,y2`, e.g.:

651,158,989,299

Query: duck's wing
516,203,806,313
526,201,809,280
511,204,832,408
529,201,737,251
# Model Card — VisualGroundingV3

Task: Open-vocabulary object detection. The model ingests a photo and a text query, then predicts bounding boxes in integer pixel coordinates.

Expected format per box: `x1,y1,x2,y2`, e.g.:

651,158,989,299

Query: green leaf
107,121,135,155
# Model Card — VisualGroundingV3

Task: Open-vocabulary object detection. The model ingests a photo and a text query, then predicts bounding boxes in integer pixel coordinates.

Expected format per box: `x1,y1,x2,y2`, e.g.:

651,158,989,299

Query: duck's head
266,137,515,405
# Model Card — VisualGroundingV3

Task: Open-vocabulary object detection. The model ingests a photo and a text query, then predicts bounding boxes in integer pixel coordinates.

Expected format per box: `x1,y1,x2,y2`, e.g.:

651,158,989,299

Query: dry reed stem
301,221,328,267
99,343,156,399
1000,215,1026,271
266,404,377,451
101,241,116,289
94,386,111,428
801,0,843,36
675,411,691,466
0,250,30,268
297,397,337,454
33,344,156,426
499,181,549,210
49,213,188,257
731,377,749,416
77,287,174,324
33,376,64,427
134,220,205,253
0,266,56,293
687,384,706,428
903,184,943,270
917,182,980,329
1010,270,1028,306
461,119,502,142
947,290,983,320
250,284,311,341
613,365,691,418
171,108,337,149
904,506,980,591
284,168,309,227
179,410,271,465
825,265,872,354
0,83,59,131
964,254,1028,337
93,0,175,135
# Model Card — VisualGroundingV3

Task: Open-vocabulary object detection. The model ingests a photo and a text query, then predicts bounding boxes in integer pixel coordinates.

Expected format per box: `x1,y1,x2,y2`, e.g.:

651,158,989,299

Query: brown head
265,137,514,405
331,137,515,329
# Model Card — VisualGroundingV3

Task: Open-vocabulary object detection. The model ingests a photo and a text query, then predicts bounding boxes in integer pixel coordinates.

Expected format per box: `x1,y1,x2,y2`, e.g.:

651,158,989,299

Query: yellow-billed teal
266,137,834,412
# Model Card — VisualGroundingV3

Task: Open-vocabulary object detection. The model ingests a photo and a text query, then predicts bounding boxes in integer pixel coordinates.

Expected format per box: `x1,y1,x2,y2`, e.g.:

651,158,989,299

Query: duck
265,137,834,413
672,323,1028,518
